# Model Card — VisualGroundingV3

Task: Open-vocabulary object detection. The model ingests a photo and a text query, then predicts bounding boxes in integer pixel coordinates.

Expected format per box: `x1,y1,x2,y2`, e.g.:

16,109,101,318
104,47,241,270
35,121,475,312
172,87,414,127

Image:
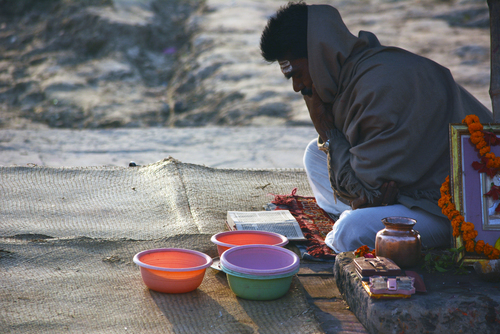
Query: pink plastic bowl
220,244,300,276
133,248,213,293
211,230,289,257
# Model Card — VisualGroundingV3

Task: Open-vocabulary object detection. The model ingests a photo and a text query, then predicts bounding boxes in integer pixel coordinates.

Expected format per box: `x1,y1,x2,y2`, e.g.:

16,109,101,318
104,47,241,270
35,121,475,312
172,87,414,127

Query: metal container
375,217,421,268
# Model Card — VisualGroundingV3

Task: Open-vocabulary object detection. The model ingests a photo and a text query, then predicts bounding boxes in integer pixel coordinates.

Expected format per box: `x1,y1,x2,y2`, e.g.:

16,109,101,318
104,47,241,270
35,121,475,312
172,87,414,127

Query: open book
226,210,306,242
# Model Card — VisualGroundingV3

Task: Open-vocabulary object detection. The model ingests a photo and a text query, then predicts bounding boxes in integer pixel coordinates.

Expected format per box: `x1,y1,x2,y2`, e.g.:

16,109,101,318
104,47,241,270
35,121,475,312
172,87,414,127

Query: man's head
260,2,313,96
260,2,308,61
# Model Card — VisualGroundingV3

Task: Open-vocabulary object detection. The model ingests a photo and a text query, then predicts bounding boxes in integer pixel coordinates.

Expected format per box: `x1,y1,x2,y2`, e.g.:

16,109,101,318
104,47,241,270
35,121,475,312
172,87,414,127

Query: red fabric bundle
272,188,336,259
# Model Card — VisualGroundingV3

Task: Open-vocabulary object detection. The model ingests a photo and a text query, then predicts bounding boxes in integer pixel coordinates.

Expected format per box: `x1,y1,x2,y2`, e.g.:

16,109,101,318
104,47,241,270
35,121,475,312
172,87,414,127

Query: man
260,2,493,253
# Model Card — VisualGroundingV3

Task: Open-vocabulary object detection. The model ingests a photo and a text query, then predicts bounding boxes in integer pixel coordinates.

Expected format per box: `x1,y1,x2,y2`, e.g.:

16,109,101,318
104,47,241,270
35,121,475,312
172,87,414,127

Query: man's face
278,58,313,96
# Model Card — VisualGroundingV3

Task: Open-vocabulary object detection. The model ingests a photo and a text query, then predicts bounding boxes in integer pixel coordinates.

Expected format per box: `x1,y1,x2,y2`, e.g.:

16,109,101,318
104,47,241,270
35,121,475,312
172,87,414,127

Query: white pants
303,139,452,253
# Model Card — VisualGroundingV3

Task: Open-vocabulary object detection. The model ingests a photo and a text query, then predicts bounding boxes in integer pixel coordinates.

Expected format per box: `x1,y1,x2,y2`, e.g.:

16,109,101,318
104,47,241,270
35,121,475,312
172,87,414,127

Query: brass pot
375,216,421,268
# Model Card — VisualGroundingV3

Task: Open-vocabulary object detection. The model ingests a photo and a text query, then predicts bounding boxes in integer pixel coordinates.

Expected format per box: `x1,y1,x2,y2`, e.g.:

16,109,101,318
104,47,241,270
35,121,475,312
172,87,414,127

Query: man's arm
350,181,399,209
304,86,399,209
303,85,333,143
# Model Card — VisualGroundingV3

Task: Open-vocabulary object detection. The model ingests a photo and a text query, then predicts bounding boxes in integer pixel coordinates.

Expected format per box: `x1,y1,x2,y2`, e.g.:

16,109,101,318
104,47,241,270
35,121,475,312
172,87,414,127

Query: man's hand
350,181,399,210
303,86,334,142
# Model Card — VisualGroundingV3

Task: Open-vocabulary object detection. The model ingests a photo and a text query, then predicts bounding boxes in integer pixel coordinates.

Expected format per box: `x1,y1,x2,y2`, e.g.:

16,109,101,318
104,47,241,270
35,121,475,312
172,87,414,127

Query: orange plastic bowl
211,230,288,257
133,248,213,293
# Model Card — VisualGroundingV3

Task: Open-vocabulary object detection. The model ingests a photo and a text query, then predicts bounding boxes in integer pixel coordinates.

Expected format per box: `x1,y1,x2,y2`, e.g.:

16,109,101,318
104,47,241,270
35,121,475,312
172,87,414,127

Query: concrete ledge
334,252,500,333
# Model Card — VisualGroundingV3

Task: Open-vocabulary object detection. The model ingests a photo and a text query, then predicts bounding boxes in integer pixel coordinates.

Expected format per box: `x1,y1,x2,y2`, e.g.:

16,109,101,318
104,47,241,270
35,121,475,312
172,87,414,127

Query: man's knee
337,209,367,227
330,209,385,251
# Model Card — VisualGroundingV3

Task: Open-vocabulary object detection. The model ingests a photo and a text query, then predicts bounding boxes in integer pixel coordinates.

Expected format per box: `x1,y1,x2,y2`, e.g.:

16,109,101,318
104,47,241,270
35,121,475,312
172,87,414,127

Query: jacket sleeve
325,128,381,202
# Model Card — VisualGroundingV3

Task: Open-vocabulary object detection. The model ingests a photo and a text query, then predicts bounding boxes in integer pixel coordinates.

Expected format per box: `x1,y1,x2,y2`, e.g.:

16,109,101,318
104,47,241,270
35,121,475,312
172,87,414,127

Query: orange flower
461,222,475,232
463,114,479,125
355,245,376,258
462,222,478,240
470,134,480,144
469,122,483,132
439,193,451,203
354,245,370,257
447,209,460,220
451,217,464,234
485,153,495,160
443,207,454,218
452,216,464,224
487,157,500,169
480,146,491,155
476,139,488,150
475,240,485,254
463,230,478,241
465,240,475,252
483,243,494,256
486,159,497,169
489,248,500,259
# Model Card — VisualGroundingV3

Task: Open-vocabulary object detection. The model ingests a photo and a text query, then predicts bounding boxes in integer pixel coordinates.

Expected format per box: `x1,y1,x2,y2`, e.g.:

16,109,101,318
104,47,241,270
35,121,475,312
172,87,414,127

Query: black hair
260,2,308,62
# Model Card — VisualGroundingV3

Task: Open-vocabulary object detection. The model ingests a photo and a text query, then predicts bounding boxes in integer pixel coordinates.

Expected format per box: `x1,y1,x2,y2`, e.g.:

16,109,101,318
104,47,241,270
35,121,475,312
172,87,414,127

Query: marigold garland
438,115,500,260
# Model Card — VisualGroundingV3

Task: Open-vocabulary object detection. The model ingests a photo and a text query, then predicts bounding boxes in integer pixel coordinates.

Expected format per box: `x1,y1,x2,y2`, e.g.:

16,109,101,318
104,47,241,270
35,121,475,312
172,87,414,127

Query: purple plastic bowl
220,244,300,276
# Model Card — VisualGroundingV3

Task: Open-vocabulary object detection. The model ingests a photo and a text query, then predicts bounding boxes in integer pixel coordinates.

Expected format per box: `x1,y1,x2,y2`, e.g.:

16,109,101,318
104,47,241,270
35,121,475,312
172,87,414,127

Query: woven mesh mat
1,158,323,334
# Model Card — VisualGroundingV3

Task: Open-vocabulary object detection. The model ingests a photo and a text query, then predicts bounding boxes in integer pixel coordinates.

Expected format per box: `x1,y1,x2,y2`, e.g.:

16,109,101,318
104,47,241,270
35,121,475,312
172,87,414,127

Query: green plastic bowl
219,245,300,301
224,270,296,300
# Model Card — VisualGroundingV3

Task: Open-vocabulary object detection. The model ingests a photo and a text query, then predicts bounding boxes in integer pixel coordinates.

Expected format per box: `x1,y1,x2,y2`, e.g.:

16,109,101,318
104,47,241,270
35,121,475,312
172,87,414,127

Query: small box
369,276,416,296
354,256,401,279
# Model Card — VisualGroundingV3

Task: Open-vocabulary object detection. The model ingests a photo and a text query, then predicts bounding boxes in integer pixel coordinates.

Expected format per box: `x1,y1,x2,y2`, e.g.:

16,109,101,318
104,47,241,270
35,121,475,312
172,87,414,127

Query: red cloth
272,188,336,259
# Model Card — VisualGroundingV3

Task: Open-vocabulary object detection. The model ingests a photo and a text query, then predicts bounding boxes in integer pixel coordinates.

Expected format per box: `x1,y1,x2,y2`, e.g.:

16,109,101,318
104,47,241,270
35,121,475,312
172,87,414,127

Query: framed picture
450,124,500,264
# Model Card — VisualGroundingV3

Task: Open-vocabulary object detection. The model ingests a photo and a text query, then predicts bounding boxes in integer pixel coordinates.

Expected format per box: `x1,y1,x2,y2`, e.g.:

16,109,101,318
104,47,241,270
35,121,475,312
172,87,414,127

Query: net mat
0,158,324,334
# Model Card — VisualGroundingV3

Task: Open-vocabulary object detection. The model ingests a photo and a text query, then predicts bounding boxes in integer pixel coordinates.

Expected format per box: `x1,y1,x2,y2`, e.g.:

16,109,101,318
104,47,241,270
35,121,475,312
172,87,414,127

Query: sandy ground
0,127,318,168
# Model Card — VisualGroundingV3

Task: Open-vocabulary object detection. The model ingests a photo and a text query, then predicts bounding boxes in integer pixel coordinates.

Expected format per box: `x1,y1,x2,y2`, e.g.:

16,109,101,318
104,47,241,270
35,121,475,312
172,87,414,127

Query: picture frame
450,124,500,264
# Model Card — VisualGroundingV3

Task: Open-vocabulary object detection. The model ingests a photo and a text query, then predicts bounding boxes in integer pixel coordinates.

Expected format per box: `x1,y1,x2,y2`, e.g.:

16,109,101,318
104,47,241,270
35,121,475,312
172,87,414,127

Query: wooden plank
297,275,340,299
312,300,369,334
297,274,369,334
298,261,335,275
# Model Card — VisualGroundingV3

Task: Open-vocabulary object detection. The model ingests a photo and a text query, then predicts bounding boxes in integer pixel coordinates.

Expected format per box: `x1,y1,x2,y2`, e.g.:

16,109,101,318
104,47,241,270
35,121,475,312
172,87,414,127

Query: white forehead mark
279,60,292,74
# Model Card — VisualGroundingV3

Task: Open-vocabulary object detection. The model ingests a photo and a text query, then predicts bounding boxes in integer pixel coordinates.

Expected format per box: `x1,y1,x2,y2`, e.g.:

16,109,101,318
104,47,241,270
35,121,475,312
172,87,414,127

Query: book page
227,210,305,240
237,222,301,239
228,210,296,223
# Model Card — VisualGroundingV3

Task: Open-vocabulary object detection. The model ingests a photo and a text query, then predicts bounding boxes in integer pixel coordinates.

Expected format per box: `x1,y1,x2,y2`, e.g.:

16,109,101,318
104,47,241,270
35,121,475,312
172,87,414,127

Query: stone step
334,252,500,334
